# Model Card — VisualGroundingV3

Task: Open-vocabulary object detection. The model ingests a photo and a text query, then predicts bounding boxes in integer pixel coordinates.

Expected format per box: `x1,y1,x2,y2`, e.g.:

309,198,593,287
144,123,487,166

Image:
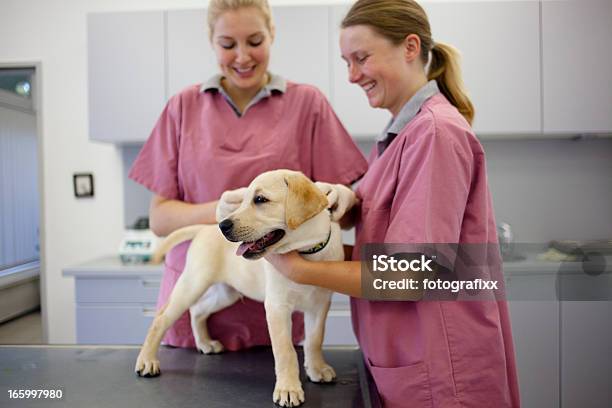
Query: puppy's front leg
265,300,304,407
303,298,336,383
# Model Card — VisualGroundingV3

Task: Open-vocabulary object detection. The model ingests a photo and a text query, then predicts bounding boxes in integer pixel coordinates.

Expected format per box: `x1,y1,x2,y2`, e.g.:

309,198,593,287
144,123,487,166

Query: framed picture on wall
73,173,94,198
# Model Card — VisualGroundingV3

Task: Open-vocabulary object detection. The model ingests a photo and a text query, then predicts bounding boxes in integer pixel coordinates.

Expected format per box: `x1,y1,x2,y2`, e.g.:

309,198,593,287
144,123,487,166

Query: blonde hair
341,0,474,125
207,0,274,41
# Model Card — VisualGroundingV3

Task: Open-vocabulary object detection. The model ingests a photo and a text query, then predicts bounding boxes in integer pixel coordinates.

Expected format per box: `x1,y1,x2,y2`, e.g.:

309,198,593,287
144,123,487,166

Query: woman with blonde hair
266,0,521,406
129,0,367,351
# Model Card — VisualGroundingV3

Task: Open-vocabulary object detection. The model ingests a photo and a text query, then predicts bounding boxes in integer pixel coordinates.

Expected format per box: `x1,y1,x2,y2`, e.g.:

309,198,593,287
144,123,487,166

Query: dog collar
299,229,332,255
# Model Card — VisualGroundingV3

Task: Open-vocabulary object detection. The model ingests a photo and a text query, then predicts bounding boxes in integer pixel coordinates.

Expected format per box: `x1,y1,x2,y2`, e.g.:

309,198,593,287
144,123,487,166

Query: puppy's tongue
236,232,277,256
236,242,252,256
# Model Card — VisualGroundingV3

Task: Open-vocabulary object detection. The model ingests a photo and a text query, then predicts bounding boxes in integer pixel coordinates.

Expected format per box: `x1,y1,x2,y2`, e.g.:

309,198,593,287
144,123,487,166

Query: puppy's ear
285,173,329,230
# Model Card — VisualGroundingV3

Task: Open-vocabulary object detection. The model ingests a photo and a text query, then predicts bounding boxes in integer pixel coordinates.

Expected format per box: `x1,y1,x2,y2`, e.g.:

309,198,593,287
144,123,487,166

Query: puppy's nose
218,219,234,235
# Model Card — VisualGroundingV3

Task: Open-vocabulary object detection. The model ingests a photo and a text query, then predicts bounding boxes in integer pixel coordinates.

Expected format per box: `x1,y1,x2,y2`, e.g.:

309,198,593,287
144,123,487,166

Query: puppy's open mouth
236,229,285,259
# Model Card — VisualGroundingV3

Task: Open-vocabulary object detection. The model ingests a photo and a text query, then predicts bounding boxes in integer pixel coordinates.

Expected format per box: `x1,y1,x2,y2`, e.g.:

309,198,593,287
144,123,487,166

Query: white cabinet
64,257,355,346
270,6,331,98
509,301,560,407
330,5,391,139
87,3,610,143
424,1,541,136
87,12,166,143
63,259,162,344
505,256,612,408
558,266,612,407
560,301,612,407
542,0,612,134
506,269,560,408
166,9,217,97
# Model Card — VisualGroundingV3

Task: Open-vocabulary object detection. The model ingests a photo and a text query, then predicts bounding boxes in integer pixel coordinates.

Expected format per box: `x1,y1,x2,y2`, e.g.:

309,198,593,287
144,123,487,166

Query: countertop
63,256,163,277
63,249,611,302
0,345,371,408
501,244,611,276
63,248,610,277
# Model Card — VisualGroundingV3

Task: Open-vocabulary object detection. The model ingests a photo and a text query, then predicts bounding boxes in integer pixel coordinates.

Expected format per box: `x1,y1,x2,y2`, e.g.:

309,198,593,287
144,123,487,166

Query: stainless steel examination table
0,345,377,407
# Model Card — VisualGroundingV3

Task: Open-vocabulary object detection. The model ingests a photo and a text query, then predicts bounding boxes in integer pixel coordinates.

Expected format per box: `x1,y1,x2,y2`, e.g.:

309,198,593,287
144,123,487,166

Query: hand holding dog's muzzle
216,187,247,222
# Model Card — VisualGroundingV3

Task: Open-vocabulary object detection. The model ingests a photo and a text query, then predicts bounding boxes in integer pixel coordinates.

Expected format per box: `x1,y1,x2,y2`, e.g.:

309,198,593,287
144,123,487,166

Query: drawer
76,305,156,344
75,277,160,304
505,273,558,301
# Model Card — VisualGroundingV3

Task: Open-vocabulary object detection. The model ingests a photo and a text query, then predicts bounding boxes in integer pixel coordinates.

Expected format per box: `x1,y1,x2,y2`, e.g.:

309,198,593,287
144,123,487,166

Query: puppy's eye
253,195,269,204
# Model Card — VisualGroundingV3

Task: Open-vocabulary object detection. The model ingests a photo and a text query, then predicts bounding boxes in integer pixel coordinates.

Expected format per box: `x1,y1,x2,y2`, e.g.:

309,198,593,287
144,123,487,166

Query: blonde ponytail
428,42,474,125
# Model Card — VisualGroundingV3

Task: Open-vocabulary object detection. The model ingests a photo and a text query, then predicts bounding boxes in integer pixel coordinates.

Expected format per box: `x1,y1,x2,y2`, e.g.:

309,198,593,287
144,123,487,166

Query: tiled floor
0,310,43,344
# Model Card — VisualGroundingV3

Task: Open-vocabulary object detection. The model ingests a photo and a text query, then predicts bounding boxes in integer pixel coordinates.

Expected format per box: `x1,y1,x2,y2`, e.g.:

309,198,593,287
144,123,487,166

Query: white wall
0,0,203,344
483,138,612,243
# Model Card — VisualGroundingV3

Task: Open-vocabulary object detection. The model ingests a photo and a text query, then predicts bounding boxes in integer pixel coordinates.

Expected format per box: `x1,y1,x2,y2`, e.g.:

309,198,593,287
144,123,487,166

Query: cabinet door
560,301,612,407
424,1,541,136
331,5,391,139
558,265,612,407
507,273,560,407
508,300,560,407
269,6,331,98
542,0,612,134
88,12,166,143
167,9,218,97
77,305,156,344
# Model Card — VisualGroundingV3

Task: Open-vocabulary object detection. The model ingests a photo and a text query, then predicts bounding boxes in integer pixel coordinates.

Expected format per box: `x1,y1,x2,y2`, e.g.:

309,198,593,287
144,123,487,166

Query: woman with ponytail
266,0,520,406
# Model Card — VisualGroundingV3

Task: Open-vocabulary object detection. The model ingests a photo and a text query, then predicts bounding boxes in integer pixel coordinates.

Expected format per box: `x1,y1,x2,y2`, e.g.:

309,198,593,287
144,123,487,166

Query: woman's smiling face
212,6,272,94
340,24,415,116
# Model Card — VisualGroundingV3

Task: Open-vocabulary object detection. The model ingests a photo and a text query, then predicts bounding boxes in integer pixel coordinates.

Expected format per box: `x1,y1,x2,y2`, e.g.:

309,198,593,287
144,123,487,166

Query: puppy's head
219,170,329,259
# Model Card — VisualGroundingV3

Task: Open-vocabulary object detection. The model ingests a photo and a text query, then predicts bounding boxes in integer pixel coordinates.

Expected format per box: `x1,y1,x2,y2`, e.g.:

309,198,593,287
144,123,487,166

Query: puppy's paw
135,352,161,377
306,362,336,383
196,339,224,354
273,379,305,407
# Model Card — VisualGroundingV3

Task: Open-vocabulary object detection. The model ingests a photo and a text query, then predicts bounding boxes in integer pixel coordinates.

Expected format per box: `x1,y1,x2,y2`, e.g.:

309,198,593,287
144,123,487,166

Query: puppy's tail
150,225,206,264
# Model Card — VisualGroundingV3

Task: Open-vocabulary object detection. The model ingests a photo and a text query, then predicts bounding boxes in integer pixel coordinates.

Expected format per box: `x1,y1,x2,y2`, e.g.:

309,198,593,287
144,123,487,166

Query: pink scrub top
352,84,520,407
129,74,368,350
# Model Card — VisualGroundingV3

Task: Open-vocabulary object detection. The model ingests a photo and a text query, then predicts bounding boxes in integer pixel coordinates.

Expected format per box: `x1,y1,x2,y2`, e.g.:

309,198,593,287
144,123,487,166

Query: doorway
0,65,44,344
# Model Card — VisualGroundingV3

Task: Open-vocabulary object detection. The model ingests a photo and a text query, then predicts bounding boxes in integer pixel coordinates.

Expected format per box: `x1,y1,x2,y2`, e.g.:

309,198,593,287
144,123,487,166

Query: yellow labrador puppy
135,169,356,407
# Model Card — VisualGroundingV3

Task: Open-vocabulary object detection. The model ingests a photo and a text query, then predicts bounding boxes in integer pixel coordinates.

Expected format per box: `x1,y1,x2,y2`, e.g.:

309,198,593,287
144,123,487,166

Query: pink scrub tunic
129,74,368,350
352,89,520,407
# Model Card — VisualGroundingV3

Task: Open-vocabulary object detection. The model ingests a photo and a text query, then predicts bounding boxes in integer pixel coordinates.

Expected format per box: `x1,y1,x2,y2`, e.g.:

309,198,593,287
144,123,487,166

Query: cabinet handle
142,307,157,317
140,279,160,288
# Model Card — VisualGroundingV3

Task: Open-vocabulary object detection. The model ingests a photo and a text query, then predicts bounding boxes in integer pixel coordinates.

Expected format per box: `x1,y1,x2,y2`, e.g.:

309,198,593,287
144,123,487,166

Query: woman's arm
265,251,363,298
149,194,218,237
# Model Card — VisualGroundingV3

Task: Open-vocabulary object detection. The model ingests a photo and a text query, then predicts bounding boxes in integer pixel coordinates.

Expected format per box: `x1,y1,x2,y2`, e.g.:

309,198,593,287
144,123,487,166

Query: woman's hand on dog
265,251,308,284
265,251,363,298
